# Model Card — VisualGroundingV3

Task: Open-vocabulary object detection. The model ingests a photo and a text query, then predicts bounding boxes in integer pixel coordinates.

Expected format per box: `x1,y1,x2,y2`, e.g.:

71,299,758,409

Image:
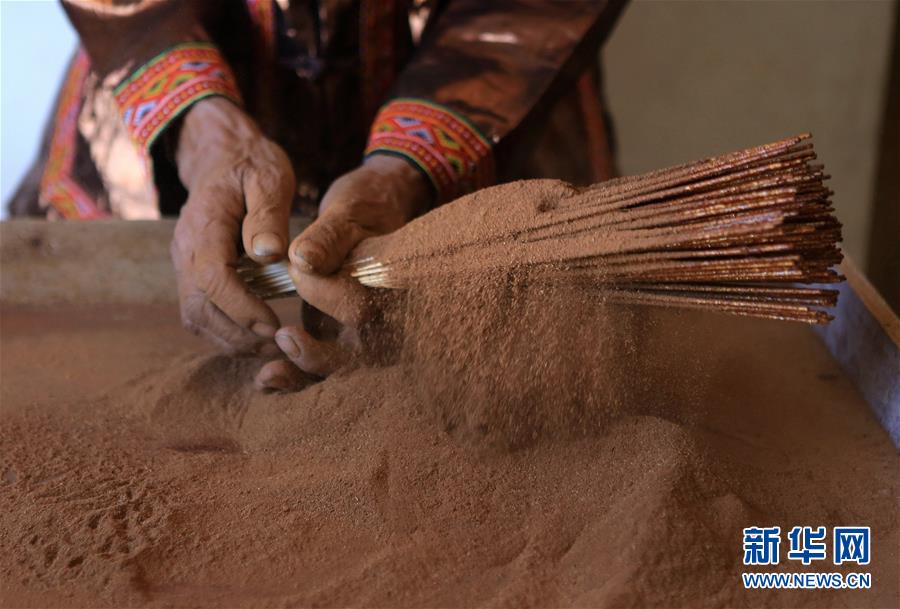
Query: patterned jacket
8,0,626,220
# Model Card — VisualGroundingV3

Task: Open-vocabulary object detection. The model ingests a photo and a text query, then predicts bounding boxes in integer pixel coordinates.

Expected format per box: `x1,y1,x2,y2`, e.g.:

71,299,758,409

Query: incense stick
241,135,843,324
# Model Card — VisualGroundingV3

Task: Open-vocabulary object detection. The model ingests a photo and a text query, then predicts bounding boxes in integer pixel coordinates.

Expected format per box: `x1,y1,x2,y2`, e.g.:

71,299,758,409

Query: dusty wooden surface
1,220,179,306
0,219,310,306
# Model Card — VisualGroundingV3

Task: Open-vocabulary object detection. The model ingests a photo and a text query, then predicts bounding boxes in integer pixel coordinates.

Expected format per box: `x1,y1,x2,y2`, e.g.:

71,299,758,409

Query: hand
171,98,296,354
254,154,430,391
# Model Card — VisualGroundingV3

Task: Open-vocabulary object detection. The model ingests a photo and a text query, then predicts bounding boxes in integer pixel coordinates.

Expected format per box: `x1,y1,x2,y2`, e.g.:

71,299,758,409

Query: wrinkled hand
255,154,430,391
171,98,295,354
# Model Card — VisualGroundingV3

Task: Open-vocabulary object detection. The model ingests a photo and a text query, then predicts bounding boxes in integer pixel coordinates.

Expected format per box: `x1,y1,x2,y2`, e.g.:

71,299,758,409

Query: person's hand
171,97,295,354
254,154,431,391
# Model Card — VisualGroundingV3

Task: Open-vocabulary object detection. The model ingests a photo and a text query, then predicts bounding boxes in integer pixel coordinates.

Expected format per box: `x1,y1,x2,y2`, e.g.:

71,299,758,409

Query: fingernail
263,374,291,393
292,246,315,273
275,333,300,358
252,232,283,257
252,322,277,338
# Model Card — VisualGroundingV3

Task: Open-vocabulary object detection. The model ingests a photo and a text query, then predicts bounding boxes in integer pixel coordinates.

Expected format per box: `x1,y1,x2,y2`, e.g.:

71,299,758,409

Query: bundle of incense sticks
243,134,843,324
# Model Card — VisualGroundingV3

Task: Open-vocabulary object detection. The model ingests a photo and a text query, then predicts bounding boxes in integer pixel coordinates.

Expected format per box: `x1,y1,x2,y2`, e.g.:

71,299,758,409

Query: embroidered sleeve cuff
364,98,495,203
114,42,243,152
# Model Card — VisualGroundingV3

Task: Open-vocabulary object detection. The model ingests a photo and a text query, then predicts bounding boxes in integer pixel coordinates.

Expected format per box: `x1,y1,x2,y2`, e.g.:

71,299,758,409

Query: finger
195,255,281,331
194,316,280,358
289,212,367,274
274,325,351,377
179,282,275,355
241,147,295,263
287,265,372,329
172,194,280,338
254,359,310,393
181,203,281,335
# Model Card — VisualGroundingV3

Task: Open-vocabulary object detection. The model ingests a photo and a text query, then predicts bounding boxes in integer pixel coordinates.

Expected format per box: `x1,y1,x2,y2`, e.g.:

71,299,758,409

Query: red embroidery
365,98,494,202
114,43,242,151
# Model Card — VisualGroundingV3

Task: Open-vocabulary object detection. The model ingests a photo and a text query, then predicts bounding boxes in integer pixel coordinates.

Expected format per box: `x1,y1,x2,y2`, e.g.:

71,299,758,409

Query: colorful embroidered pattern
114,43,242,151
39,50,106,219
365,98,495,202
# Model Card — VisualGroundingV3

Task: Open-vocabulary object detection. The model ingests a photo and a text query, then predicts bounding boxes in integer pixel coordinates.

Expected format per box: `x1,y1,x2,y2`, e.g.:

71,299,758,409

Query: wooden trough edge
814,256,900,448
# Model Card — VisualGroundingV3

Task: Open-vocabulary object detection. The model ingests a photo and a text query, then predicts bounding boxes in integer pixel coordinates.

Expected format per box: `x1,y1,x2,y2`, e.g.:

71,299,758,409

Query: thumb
241,151,295,263
290,212,366,275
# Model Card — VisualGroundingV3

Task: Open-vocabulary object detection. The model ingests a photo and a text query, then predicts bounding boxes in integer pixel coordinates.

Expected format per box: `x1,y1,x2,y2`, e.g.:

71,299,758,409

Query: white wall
1,0,77,217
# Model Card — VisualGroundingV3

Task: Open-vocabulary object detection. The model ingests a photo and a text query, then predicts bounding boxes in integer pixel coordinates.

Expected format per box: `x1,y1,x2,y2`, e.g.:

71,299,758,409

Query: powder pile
2,301,896,609
0,182,896,608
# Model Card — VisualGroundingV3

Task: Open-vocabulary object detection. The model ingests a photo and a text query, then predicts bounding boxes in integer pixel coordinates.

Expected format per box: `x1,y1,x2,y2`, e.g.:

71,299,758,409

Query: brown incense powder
0,183,897,608
378,179,699,449
394,273,648,449
3,300,897,609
